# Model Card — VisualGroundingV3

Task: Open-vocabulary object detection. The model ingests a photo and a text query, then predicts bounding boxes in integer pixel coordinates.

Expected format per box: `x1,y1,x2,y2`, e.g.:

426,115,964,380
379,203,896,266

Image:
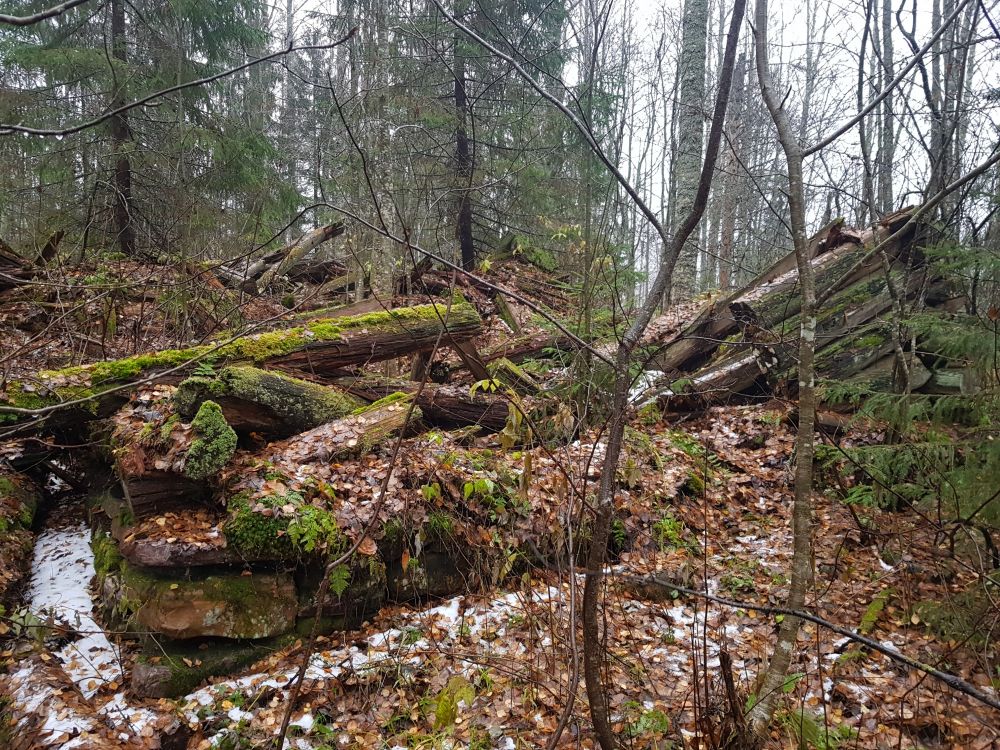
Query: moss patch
351,390,410,415
137,637,292,697
223,494,294,560
184,400,237,480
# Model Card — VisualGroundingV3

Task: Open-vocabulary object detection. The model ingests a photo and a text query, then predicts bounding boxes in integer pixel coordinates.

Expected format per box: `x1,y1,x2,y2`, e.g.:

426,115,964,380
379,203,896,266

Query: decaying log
483,332,576,363
669,271,943,404
256,393,422,465
0,241,32,291
336,376,510,431
651,211,917,374
37,230,64,265
919,367,981,395
849,353,932,393
217,221,346,290
173,365,364,437
0,301,482,427
119,470,211,520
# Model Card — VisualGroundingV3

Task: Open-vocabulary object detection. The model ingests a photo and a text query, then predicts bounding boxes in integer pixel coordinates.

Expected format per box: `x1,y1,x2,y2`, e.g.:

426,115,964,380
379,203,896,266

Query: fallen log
483,331,576,363
337,376,511,431
0,241,32,292
0,301,482,427
217,221,346,290
651,211,917,374
669,269,940,403
253,393,421,466
173,365,364,437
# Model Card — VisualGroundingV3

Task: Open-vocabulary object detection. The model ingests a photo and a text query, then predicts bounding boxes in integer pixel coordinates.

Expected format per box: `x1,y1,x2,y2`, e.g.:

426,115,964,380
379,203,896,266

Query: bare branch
804,0,975,157
0,29,357,137
0,0,90,26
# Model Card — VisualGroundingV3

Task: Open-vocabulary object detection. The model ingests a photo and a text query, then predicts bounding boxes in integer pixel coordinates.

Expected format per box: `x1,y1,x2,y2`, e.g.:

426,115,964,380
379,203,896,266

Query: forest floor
1,257,997,750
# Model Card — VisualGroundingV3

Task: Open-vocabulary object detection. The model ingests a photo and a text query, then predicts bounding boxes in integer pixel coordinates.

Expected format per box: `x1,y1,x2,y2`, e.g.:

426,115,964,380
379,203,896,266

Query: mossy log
111,397,235,519
173,365,364,437
0,301,482,427
920,368,982,395
338,377,510,431
849,353,932,393
651,210,918,374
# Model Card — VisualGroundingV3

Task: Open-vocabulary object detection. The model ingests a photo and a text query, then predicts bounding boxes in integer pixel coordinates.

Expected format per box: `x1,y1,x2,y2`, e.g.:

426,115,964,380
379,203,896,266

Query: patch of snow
28,521,122,699
629,370,666,404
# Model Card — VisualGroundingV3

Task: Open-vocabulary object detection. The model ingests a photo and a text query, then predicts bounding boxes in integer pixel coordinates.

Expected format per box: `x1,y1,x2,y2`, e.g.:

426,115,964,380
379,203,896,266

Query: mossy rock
98,553,298,640
131,635,296,698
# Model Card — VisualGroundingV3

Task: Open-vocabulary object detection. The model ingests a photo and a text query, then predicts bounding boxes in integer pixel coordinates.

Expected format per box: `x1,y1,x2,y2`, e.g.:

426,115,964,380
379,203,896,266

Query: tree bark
717,54,747,290
749,0,817,733
670,0,709,299
109,0,136,258
455,2,475,271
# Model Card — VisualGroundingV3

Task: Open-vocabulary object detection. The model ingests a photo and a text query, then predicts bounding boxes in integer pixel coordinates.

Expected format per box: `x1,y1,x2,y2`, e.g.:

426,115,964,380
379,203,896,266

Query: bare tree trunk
109,0,135,258
455,2,475,271
717,53,747,290
749,0,817,733
669,0,709,300
878,0,895,212
284,0,296,198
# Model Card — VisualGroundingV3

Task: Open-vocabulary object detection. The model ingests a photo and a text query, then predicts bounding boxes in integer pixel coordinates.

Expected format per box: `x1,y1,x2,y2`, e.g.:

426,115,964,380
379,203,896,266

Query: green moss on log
174,366,362,428
184,400,237,480
0,301,479,421
351,390,410,415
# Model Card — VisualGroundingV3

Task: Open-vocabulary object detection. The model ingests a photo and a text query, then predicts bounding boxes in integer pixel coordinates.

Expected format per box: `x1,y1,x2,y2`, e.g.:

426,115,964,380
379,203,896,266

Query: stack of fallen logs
0,300,535,697
647,208,975,407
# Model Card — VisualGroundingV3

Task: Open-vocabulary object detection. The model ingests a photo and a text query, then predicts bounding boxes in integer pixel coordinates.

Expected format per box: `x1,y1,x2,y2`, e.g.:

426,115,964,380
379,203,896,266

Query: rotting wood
0,301,482,427
337,376,511,431
173,365,364,437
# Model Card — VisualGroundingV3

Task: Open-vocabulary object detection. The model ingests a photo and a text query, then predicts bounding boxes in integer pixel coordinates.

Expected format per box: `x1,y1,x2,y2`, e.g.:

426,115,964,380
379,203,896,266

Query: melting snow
28,520,123,699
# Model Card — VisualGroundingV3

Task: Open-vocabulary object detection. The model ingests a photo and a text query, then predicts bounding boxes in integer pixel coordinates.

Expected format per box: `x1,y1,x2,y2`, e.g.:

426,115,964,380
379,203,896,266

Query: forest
0,0,998,748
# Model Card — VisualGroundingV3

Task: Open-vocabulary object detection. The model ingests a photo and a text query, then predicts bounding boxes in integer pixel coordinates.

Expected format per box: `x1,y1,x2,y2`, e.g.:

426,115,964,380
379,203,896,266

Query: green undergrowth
223,490,349,561
915,573,1000,646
